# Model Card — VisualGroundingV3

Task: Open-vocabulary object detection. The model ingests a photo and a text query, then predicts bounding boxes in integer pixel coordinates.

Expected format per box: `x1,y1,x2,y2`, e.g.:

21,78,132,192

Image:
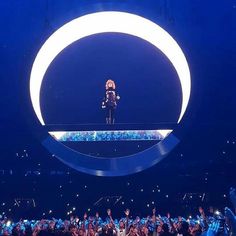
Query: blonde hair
105,79,116,90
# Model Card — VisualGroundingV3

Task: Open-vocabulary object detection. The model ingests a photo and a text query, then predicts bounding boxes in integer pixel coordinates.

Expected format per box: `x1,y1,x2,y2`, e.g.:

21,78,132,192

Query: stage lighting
30,11,190,129
29,11,191,176
6,221,11,227
215,210,221,215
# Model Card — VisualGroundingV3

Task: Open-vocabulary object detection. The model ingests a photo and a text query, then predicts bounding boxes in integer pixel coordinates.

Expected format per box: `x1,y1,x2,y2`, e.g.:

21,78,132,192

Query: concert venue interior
0,1,235,235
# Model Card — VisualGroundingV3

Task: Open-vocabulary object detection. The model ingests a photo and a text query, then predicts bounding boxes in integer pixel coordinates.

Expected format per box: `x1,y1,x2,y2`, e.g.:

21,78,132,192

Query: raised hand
125,209,130,217
152,208,156,216
230,188,236,211
225,207,236,236
107,209,111,216
207,221,220,236
199,207,205,215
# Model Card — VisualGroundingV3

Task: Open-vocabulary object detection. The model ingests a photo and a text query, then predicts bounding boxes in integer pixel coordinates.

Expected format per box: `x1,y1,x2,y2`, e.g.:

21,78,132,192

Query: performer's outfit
102,87,119,124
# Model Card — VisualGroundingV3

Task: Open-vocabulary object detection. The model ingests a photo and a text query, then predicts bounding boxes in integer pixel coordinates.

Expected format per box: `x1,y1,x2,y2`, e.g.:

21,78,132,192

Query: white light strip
30,11,191,126
49,129,173,141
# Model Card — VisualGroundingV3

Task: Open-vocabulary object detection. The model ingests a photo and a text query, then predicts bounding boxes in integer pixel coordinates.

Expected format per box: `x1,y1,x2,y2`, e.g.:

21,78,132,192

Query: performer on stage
102,79,120,124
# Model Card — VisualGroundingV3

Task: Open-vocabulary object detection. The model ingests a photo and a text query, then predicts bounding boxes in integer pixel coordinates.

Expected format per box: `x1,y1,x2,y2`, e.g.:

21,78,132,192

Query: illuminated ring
29,11,191,176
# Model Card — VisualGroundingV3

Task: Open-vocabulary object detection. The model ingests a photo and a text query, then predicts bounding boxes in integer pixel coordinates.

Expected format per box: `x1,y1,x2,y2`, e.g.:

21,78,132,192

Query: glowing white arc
30,11,191,126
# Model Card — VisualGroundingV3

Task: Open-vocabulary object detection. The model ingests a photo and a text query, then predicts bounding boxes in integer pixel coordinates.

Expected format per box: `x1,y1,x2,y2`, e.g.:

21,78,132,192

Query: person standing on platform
102,79,120,124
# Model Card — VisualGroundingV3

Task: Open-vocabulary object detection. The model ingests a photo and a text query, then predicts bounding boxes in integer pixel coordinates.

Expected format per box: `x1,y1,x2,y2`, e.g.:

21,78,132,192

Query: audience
0,188,236,236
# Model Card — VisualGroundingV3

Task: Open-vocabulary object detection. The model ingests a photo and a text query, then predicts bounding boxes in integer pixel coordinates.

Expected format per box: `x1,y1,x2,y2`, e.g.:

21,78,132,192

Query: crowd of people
0,188,236,236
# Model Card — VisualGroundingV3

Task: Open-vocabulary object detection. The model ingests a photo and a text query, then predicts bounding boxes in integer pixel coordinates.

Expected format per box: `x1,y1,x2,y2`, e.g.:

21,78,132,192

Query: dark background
42,32,181,124
0,0,235,219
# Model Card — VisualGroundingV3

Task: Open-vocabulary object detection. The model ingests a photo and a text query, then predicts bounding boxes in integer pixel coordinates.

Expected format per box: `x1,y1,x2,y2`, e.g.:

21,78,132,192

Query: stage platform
46,123,175,142
44,123,176,157
45,122,177,131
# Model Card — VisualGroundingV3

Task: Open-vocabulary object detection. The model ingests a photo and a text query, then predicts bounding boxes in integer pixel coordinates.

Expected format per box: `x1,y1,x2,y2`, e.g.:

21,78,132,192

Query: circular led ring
29,11,191,176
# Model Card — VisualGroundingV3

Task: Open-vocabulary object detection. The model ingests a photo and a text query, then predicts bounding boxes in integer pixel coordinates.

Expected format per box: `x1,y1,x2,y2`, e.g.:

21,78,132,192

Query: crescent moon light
30,11,191,131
